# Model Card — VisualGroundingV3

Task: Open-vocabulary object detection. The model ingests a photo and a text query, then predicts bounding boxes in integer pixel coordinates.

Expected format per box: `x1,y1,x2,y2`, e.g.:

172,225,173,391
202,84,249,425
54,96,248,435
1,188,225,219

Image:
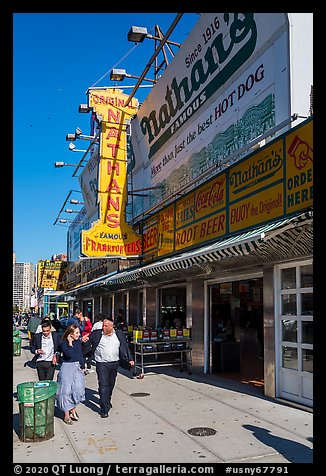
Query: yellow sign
229,183,283,233
145,117,313,258
285,120,313,213
82,89,142,258
37,260,67,290
157,205,174,256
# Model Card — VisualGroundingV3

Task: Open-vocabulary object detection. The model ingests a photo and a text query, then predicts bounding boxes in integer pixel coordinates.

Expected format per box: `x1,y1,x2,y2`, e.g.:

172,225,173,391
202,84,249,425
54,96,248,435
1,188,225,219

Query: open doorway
210,277,264,389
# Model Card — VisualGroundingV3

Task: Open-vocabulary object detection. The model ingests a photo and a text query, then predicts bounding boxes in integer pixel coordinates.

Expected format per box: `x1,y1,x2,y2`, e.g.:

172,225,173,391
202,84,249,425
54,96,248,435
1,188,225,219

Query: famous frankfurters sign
130,13,290,218
142,117,313,261
81,89,142,258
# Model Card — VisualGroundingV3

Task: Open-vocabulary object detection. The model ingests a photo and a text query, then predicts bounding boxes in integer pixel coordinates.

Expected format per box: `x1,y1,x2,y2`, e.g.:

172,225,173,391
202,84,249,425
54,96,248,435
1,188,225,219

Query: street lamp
66,127,97,142
54,161,84,168
70,199,85,205
127,25,181,47
68,143,87,153
78,104,92,113
110,68,156,83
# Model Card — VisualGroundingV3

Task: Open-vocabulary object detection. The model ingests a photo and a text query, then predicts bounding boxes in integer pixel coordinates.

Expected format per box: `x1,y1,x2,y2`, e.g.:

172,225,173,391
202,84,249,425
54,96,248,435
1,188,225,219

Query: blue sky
13,12,200,264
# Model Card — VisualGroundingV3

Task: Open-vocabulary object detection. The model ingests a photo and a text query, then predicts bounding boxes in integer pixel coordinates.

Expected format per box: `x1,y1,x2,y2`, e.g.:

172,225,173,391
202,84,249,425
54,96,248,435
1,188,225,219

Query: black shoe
100,412,108,418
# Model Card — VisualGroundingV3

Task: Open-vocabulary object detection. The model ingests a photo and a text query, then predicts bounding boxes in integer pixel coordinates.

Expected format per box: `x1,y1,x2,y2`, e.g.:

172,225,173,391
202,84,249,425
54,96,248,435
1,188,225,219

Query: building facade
58,13,313,408
13,260,35,312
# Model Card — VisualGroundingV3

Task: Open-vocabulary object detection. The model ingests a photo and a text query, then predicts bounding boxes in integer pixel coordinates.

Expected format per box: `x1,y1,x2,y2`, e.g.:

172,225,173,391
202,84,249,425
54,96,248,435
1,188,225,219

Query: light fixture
68,143,87,153
79,104,92,113
64,209,79,213
54,161,82,168
70,199,84,205
66,127,97,142
127,25,181,47
110,68,156,83
127,26,148,43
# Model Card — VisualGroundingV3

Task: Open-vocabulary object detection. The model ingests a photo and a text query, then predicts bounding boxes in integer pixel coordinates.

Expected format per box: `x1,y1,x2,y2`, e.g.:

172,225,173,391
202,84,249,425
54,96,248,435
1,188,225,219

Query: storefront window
281,268,296,290
302,349,313,373
300,264,313,288
282,346,298,370
282,320,297,342
301,293,313,315
281,294,297,315
302,321,313,344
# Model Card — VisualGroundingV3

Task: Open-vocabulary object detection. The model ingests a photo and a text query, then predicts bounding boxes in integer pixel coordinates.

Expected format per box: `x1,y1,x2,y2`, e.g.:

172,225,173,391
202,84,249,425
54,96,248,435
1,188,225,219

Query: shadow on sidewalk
243,424,313,463
150,366,271,400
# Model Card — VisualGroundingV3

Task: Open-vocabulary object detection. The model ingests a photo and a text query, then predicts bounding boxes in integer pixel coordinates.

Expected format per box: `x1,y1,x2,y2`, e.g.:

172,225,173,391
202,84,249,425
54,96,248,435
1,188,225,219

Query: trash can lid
17,380,59,403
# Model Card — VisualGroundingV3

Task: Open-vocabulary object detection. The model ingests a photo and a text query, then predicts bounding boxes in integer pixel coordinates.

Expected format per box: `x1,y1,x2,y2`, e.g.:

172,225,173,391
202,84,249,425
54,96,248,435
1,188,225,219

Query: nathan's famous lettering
229,148,283,194
140,14,257,158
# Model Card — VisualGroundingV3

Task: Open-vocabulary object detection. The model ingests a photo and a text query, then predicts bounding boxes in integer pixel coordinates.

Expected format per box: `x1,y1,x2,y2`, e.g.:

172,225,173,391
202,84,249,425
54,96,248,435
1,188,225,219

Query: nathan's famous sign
37,260,68,290
130,13,290,219
142,117,313,261
81,89,142,258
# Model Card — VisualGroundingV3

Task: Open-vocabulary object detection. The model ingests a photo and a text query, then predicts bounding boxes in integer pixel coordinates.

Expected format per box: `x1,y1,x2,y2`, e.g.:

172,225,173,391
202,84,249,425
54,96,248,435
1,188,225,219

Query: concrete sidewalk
13,329,313,464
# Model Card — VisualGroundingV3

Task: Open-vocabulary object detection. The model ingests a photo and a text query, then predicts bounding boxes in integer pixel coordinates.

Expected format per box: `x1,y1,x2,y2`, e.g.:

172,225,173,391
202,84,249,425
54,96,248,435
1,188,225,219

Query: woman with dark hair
55,324,86,424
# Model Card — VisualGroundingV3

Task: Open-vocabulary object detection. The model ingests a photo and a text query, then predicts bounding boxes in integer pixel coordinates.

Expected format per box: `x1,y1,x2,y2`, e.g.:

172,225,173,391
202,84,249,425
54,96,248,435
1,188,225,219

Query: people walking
30,321,61,381
27,313,41,346
91,312,106,331
66,308,85,333
87,318,134,418
55,324,87,425
82,314,94,373
35,316,56,334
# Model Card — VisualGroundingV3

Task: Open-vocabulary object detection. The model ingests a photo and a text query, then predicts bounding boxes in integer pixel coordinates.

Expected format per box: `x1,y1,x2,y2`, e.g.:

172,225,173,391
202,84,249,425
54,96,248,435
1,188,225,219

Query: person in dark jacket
66,308,85,333
55,324,87,425
30,321,61,380
87,318,134,418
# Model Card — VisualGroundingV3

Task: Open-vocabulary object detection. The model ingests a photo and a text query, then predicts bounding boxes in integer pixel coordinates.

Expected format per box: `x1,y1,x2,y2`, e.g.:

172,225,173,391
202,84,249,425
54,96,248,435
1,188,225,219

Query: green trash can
17,380,59,442
13,336,22,356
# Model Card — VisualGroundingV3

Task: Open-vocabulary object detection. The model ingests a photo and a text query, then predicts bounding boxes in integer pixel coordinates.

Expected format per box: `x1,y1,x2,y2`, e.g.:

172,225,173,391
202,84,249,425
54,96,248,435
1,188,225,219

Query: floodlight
127,26,148,43
79,104,91,113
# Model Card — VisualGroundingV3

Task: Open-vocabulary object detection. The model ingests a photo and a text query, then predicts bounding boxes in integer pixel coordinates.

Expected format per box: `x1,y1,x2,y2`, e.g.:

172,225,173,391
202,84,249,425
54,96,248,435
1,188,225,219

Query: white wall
289,13,313,118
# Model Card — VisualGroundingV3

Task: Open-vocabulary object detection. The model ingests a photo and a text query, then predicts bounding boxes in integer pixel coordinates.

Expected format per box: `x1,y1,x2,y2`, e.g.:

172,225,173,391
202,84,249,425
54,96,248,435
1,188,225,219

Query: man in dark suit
87,317,134,418
30,321,61,380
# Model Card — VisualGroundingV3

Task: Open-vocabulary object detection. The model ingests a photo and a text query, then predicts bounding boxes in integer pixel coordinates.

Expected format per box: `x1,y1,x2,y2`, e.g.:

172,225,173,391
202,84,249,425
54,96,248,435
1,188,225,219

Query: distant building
13,259,35,312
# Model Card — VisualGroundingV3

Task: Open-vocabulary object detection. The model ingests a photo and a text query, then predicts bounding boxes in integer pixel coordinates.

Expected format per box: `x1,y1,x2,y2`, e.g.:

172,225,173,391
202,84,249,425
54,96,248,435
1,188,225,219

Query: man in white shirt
30,322,61,380
88,318,134,418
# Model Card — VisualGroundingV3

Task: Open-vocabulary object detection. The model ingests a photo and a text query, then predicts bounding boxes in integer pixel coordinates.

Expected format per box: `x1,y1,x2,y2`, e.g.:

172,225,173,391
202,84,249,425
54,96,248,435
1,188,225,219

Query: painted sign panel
141,117,312,261
37,260,67,290
81,89,142,258
285,120,313,214
78,151,99,218
130,13,290,217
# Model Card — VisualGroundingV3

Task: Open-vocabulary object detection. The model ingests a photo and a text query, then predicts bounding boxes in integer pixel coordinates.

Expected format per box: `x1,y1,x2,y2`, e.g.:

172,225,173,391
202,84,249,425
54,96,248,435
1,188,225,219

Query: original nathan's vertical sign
81,89,142,258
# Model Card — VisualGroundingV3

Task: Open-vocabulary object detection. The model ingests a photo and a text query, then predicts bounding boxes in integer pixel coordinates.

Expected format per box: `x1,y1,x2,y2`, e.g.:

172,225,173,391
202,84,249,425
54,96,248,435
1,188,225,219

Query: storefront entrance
210,277,264,389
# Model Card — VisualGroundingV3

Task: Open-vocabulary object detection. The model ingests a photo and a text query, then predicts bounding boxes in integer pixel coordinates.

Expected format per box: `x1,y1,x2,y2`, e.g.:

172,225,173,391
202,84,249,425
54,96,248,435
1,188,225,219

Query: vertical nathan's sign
81,89,142,258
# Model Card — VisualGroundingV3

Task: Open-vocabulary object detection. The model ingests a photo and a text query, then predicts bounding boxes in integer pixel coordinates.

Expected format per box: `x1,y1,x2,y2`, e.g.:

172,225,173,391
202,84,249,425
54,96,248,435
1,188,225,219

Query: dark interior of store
211,278,264,390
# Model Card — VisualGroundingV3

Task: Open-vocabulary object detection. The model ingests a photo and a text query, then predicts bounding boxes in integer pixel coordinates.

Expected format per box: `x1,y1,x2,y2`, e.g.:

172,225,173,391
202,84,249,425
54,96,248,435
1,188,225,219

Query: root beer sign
82,89,142,258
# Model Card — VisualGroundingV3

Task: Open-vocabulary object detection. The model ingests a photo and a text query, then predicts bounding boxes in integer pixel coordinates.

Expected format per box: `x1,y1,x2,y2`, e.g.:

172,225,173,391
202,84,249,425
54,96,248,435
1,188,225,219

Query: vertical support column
191,277,205,373
263,266,276,399
144,287,157,328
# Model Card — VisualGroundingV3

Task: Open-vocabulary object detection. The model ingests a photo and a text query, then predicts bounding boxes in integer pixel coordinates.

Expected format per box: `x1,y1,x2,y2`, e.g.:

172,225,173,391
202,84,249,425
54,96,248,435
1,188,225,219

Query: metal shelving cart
132,339,192,376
